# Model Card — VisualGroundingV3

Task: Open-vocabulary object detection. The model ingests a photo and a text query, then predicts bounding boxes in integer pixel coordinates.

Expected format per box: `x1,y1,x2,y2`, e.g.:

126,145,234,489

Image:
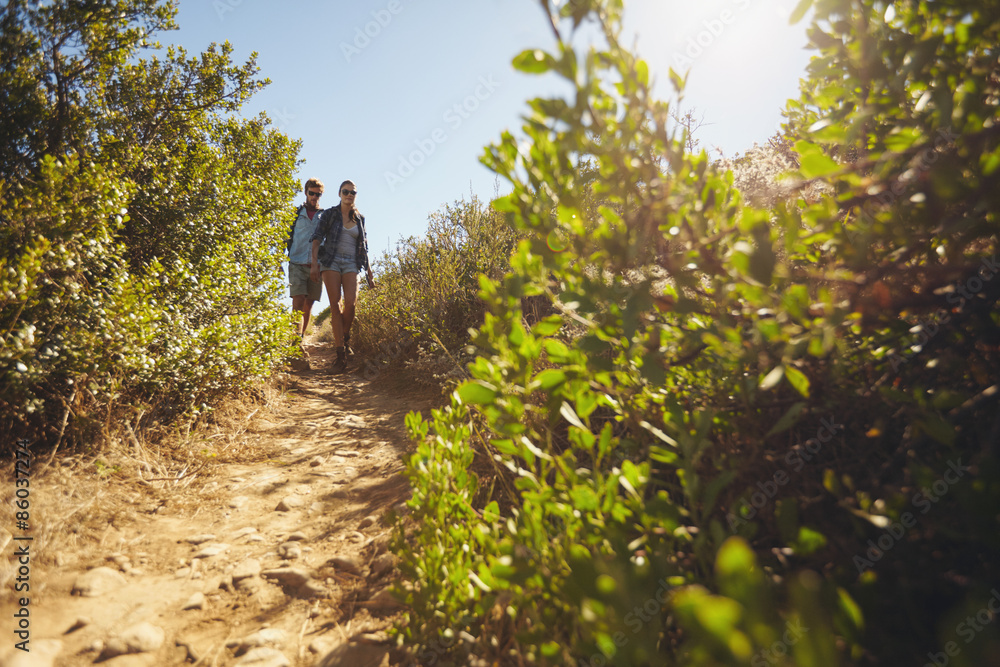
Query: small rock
233,558,262,582
230,496,249,509
287,531,308,542
327,556,362,576
2,638,62,667
366,588,402,612
308,638,333,654
194,543,230,558
352,631,390,645
247,534,265,543
183,592,206,610
371,535,391,555
219,575,235,593
234,647,291,666
65,617,90,634
309,456,323,467
275,496,305,511
176,638,202,663
235,577,263,594
232,526,258,539
99,622,164,658
260,567,312,589
370,553,397,579
174,567,192,578
347,531,366,543
297,580,329,598
316,642,389,667
121,621,166,653
185,534,217,545
71,566,127,597
227,628,287,654
358,515,378,529
336,450,361,457
109,553,131,571
277,542,302,560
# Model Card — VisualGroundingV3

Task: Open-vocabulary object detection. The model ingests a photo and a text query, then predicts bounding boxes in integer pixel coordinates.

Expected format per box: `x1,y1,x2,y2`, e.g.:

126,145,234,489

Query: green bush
352,194,519,377
1,0,299,451
394,1,999,665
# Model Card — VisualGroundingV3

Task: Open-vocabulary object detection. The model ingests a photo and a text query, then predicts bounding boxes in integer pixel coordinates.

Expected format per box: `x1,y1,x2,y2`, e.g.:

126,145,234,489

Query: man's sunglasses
342,189,357,196
307,190,322,197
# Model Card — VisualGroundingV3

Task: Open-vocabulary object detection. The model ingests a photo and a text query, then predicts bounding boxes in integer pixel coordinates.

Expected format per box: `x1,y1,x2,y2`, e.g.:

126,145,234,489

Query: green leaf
790,0,813,24
795,140,840,178
837,587,865,631
668,67,686,93
492,439,517,455
791,526,827,555
543,338,572,363
765,401,806,438
785,366,811,398
570,485,600,511
541,641,561,658
532,368,567,391
512,49,554,74
457,380,498,405
716,537,756,579
635,59,649,87
532,315,562,337
916,415,956,446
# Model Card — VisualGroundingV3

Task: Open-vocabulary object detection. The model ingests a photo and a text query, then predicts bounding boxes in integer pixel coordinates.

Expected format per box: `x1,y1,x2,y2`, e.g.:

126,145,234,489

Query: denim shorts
320,254,359,275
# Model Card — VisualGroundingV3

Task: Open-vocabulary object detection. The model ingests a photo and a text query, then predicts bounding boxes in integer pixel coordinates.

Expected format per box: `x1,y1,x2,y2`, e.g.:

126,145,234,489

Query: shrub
394,1,999,665
0,1,300,451
352,194,519,380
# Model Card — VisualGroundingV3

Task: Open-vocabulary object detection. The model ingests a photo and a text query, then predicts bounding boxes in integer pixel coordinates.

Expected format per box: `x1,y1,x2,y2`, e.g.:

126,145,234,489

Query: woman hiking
310,180,376,373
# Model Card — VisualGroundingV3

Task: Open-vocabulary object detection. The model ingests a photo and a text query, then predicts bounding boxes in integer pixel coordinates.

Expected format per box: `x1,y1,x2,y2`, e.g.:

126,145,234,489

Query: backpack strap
286,204,306,256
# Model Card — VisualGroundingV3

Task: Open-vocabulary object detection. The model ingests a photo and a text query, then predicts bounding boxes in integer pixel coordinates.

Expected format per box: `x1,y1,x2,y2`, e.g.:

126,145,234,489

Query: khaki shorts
289,263,322,301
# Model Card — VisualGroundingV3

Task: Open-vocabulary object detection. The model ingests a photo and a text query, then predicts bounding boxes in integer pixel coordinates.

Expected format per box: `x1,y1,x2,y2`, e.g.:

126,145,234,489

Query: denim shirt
310,206,371,273
286,204,322,264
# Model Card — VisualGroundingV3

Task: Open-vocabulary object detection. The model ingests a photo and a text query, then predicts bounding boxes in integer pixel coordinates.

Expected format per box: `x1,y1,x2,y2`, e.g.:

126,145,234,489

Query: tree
1,0,300,451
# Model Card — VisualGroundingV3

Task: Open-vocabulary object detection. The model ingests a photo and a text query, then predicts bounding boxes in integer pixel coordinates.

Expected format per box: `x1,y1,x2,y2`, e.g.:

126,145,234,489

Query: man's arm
309,209,328,283
310,239,321,283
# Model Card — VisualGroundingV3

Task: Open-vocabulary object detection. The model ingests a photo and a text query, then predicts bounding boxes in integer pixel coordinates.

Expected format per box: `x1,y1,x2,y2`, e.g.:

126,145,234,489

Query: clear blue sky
169,0,811,311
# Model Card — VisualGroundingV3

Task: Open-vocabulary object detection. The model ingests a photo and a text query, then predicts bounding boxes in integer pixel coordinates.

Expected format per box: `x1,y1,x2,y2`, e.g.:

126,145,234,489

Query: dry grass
0,373,293,602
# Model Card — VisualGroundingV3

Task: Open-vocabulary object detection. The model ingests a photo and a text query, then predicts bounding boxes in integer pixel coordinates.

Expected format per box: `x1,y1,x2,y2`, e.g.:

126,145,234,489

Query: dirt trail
0,343,442,667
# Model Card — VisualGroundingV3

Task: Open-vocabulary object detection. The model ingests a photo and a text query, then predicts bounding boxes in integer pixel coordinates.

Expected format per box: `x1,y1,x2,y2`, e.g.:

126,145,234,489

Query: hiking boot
344,332,352,356
332,346,347,373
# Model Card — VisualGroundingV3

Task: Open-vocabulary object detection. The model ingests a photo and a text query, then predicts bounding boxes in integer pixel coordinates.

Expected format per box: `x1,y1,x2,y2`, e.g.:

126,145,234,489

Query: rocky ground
0,342,444,667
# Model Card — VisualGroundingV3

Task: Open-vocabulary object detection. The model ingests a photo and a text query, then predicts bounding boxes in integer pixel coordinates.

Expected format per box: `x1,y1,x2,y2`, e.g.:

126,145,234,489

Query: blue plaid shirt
310,206,372,274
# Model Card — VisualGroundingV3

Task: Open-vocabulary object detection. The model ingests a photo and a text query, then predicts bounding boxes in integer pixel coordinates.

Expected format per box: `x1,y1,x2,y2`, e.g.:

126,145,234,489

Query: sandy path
0,344,441,666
